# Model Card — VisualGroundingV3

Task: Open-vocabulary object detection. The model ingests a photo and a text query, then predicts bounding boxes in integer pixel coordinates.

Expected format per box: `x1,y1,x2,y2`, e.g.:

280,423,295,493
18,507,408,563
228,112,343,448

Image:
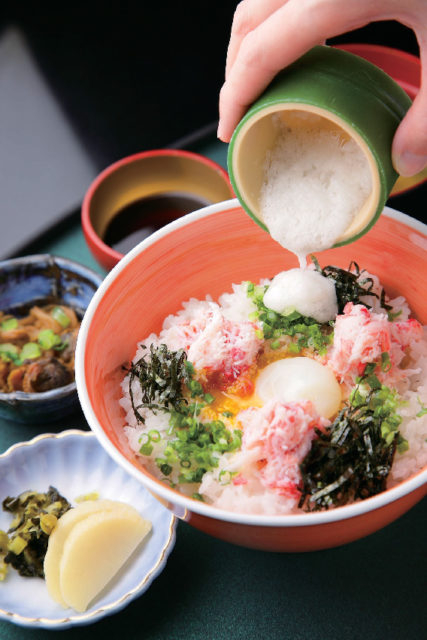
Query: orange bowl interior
84,205,427,497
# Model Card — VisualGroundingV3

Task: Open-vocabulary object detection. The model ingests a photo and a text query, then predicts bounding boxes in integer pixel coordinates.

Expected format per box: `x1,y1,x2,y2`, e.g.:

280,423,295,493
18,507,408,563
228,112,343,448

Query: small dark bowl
0,255,103,423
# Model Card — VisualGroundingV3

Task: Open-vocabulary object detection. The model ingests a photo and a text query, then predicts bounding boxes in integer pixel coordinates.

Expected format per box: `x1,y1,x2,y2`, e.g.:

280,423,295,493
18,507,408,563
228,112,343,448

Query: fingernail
393,151,427,177
217,121,228,142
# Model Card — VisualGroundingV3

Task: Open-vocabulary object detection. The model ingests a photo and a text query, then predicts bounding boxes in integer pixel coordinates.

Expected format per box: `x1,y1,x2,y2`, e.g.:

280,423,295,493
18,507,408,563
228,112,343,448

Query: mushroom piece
59,329,79,363
22,358,71,393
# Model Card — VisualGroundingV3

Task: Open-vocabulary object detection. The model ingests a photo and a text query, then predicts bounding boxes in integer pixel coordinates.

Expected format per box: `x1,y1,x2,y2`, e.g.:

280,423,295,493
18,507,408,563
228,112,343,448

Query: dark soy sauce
103,191,212,254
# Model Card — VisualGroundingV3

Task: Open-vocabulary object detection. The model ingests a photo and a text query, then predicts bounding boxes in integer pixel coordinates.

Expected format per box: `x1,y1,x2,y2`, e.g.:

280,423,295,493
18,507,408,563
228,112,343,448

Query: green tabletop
0,139,425,640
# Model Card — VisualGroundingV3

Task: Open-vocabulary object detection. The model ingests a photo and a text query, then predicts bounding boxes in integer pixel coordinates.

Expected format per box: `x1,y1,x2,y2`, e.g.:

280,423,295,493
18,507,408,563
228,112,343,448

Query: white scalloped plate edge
0,429,177,629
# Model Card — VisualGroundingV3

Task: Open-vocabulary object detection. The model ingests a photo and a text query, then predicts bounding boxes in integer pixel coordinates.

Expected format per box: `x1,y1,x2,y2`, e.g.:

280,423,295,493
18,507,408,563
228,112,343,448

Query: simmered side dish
0,305,80,393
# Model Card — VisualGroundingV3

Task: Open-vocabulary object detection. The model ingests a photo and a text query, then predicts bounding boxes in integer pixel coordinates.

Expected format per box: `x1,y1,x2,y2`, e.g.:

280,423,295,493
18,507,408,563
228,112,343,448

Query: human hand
218,0,427,177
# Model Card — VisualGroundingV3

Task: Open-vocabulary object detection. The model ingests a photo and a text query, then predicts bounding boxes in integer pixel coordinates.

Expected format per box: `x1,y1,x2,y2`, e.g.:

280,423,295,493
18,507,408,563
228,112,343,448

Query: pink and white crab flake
141,298,262,384
239,400,329,500
327,302,423,388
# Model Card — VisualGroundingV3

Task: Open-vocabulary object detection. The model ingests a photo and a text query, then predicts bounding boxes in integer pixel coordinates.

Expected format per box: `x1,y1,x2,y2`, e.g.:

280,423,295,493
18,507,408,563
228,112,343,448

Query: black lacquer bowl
0,255,103,423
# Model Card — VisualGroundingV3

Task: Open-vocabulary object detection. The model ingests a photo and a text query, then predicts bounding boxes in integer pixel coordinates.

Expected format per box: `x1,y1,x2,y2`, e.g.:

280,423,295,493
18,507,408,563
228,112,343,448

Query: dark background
0,2,421,168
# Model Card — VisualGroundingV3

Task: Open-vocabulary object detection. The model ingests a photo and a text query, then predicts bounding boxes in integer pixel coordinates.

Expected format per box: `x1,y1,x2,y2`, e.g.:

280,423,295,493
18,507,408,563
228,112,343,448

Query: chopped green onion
185,360,195,375
51,306,70,328
204,393,214,404
188,379,203,397
161,463,173,476
139,442,153,456
282,307,297,317
397,437,409,454
247,280,332,355
245,281,254,294
365,373,381,390
387,309,402,322
381,352,392,372
416,397,427,418
0,343,20,364
363,363,377,376
20,343,42,360
37,329,62,350
1,318,18,331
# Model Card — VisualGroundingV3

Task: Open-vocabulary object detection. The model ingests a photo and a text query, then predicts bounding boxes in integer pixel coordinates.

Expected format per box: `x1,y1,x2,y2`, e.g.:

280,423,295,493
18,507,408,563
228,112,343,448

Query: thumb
392,44,427,176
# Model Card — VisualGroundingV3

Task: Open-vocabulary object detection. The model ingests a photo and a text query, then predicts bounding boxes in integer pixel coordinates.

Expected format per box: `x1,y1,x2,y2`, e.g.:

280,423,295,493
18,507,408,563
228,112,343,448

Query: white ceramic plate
0,430,176,629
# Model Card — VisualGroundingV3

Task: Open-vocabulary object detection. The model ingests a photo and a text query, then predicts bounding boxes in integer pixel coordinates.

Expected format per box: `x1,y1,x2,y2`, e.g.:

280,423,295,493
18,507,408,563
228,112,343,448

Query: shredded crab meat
142,299,262,383
327,302,423,388
238,400,329,500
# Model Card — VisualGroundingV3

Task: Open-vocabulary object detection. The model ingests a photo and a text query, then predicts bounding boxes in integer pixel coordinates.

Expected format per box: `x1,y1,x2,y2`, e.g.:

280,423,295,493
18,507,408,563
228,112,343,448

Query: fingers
392,34,427,176
218,0,377,142
219,0,427,176
225,0,289,79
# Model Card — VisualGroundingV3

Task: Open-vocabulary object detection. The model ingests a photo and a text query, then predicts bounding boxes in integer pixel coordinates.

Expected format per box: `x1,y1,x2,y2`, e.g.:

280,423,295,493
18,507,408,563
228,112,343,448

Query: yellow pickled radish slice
58,506,151,612
44,499,145,607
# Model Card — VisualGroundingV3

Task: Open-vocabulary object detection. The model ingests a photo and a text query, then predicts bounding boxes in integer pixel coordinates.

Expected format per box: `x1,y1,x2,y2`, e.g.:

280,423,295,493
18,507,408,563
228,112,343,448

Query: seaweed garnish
299,366,404,511
311,256,391,314
127,344,191,423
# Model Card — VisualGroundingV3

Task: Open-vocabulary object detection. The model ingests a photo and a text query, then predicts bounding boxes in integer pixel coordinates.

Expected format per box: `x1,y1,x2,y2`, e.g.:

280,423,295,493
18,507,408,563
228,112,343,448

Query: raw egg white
255,356,341,419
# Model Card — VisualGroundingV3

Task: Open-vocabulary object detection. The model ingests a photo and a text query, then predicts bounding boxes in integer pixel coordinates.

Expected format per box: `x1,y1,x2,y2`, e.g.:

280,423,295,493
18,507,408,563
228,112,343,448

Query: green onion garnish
188,379,203,397
38,329,62,350
1,318,18,331
381,351,391,372
139,442,153,456
246,281,332,355
20,343,42,360
0,343,20,364
51,306,70,328
416,397,427,418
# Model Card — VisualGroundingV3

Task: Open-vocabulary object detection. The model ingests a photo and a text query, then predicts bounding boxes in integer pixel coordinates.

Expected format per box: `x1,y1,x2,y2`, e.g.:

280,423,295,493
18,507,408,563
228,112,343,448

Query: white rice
120,275,427,515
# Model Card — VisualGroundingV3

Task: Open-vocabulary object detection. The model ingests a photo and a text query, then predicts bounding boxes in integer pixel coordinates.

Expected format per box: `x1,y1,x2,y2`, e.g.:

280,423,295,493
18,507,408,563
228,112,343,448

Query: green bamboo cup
228,45,412,246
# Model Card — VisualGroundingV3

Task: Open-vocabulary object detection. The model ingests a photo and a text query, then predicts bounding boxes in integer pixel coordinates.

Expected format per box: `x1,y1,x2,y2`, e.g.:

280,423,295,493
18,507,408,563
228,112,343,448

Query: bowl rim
76,200,427,527
81,148,233,267
0,254,103,403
